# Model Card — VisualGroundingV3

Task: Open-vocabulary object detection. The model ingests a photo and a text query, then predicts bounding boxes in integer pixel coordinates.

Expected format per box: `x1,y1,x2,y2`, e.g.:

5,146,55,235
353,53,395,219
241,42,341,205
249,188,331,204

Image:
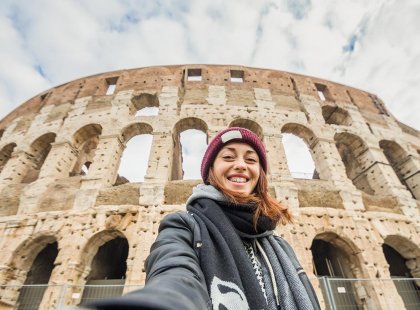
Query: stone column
300,96,325,124
311,138,350,182
144,131,172,182
140,131,173,205
16,141,79,215
38,141,78,179
357,147,408,195
0,150,32,185
398,155,420,199
264,132,290,182
270,133,301,212
72,135,125,210
83,134,125,187
311,138,365,211
356,147,418,216
38,237,87,308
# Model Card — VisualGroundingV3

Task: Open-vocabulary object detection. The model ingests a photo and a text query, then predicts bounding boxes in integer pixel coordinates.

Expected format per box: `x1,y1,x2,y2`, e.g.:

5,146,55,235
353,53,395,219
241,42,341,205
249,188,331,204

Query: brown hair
207,167,293,228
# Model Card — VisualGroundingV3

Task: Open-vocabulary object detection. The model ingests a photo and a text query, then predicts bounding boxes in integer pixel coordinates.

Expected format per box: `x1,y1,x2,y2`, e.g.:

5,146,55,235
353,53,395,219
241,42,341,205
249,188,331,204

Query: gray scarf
187,185,320,310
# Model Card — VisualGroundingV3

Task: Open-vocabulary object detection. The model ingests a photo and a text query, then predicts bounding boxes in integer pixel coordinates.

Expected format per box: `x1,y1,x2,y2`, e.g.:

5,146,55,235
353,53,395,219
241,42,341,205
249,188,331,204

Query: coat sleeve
87,212,211,310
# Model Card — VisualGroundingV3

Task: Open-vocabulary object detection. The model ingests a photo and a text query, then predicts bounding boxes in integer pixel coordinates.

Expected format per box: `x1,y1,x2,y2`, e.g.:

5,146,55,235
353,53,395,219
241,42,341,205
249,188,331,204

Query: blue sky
1,0,419,129
1,0,419,179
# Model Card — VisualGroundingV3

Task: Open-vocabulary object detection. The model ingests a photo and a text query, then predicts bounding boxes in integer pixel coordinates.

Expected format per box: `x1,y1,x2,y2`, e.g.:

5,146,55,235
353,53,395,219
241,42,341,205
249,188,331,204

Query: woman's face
212,142,260,195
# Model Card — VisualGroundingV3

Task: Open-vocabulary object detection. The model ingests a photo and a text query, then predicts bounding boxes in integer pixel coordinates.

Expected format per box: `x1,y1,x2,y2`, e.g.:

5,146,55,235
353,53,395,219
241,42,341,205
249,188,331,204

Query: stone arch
75,230,129,304
312,231,364,275
5,234,58,282
70,124,102,176
334,132,373,194
322,105,352,126
0,233,59,308
379,140,416,198
311,231,375,308
382,235,420,307
21,133,56,183
121,122,153,144
77,229,128,282
116,123,154,184
281,123,319,179
131,93,159,116
282,123,316,144
383,235,420,265
0,143,16,174
171,117,208,180
228,119,263,139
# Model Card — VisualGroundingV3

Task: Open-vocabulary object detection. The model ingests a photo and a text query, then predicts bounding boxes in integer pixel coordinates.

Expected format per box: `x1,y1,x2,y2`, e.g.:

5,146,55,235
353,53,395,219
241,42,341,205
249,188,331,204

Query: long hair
207,167,293,228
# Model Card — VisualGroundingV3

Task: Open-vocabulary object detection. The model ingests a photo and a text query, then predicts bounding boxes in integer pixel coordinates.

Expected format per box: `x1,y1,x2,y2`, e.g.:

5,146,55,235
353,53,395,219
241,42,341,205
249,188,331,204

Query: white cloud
0,0,419,180
118,134,153,182
180,129,207,179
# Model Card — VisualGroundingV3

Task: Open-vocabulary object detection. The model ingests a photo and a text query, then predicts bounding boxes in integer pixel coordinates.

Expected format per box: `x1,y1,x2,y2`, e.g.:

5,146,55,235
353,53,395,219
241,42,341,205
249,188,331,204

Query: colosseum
0,65,419,309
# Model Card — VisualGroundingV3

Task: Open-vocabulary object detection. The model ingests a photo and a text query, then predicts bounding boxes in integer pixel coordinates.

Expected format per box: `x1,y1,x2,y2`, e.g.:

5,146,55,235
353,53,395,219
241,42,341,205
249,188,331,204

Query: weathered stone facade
0,65,419,309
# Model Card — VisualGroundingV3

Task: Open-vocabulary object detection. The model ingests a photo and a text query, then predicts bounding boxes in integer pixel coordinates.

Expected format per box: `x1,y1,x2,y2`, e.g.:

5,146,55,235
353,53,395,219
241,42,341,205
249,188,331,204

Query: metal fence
318,277,420,310
0,277,418,309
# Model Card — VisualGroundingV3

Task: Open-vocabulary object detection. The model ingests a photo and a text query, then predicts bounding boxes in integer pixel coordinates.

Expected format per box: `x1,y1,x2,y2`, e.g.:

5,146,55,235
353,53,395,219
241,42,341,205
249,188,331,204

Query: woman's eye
223,155,234,160
246,158,257,163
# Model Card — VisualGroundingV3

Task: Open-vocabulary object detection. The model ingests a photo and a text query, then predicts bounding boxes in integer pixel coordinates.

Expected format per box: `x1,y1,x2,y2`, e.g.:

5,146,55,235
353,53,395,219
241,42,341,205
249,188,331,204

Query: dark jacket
90,211,319,309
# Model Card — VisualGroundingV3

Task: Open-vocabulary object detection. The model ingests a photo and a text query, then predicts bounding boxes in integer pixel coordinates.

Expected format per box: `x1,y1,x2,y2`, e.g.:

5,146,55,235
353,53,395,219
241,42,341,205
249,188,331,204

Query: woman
91,127,320,310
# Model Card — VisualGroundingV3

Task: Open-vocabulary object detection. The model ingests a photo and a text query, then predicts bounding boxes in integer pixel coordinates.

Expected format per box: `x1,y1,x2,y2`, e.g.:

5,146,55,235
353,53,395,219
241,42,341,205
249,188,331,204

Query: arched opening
0,129,4,140
16,242,58,309
311,236,365,308
131,93,159,116
0,143,16,174
116,123,153,184
379,140,416,199
383,244,413,277
70,124,102,176
322,106,352,126
21,133,56,183
136,107,159,117
334,132,374,194
180,129,207,180
281,124,319,179
172,118,208,180
383,236,420,308
79,236,129,305
229,119,263,139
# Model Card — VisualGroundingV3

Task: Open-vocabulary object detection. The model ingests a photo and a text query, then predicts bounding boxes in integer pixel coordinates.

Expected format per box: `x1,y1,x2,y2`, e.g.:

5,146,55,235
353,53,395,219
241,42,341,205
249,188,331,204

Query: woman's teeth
229,177,247,183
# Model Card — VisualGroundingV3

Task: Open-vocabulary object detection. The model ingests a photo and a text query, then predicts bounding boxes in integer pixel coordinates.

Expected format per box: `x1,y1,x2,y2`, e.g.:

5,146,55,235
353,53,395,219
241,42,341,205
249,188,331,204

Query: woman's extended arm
88,212,210,310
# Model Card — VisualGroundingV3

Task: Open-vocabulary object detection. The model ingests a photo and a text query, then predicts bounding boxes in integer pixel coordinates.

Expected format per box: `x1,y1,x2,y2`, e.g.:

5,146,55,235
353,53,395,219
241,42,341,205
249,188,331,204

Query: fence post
56,284,67,310
321,277,336,310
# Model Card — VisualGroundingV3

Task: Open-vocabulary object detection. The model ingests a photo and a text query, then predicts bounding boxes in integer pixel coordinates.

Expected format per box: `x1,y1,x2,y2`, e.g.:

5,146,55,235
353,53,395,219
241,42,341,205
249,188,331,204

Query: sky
1,0,419,180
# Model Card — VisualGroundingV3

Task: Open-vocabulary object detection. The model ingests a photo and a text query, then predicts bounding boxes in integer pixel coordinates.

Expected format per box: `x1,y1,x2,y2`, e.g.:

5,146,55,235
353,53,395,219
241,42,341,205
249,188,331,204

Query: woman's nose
234,158,247,170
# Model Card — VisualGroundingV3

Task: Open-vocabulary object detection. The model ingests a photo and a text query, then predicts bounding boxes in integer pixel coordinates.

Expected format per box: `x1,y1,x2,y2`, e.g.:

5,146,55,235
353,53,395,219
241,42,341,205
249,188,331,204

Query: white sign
337,287,346,293
72,293,81,299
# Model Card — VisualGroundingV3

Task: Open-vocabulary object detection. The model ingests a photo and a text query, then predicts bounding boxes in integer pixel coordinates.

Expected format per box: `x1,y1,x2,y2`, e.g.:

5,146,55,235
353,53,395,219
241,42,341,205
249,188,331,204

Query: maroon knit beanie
201,127,267,183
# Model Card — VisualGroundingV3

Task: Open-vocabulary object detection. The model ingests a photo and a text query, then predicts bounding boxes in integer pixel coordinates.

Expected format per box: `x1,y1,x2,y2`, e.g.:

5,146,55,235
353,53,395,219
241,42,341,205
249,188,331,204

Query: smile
228,177,248,183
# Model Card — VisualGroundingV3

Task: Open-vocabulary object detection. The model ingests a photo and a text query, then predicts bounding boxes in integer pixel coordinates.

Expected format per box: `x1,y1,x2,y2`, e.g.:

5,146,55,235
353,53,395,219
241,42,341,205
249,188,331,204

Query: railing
318,277,420,310
0,277,418,309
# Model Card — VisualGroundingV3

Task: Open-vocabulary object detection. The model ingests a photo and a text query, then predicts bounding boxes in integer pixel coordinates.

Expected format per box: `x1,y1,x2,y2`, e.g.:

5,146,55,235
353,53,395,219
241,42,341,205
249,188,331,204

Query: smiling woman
90,127,320,310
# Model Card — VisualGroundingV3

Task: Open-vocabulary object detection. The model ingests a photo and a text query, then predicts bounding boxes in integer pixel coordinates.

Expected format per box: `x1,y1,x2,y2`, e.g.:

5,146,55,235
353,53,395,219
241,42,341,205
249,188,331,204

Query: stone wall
0,65,419,308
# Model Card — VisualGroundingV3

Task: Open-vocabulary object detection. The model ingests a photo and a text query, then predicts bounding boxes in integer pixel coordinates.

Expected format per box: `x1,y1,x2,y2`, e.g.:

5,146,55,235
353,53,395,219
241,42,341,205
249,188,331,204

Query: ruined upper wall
1,65,418,138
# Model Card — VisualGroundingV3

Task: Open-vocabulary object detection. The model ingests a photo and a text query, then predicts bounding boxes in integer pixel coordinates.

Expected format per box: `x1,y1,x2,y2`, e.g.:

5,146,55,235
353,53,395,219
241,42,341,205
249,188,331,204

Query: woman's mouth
228,177,248,183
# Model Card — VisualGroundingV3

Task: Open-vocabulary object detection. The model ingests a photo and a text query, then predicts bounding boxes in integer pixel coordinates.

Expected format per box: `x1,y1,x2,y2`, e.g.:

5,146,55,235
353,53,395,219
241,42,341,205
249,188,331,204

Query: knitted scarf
187,186,318,310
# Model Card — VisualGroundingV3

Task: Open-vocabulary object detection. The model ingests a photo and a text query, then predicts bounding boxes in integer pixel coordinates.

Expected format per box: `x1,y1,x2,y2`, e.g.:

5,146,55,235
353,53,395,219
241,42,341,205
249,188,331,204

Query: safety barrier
0,277,418,309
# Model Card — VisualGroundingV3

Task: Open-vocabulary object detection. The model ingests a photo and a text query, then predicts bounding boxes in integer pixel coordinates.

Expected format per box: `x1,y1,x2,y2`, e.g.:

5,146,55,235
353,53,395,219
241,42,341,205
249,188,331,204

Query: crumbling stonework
0,65,419,308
